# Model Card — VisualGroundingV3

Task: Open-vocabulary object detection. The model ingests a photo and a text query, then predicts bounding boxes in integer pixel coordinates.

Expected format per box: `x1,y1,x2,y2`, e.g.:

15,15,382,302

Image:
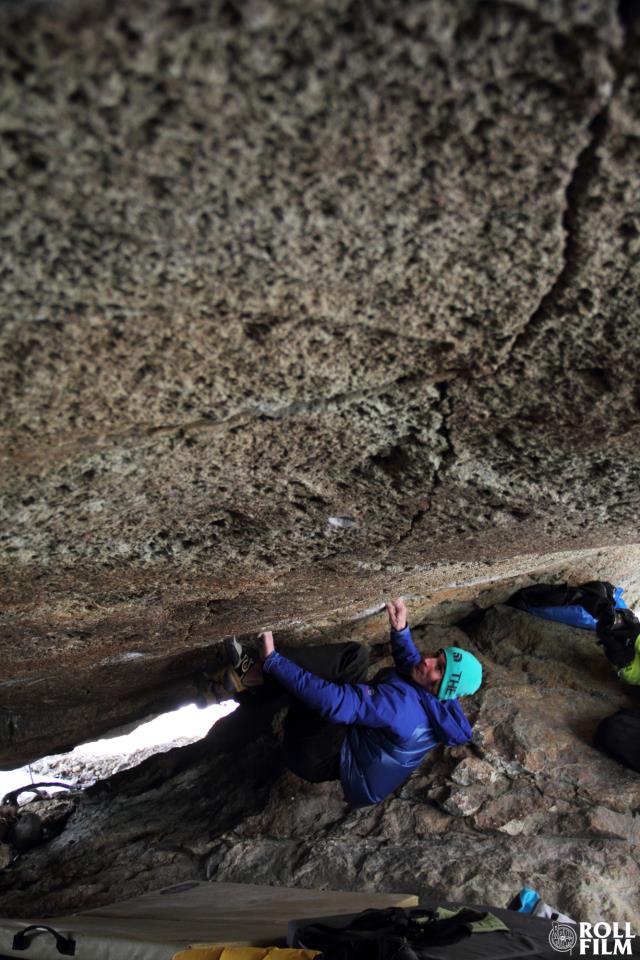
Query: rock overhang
1,0,640,764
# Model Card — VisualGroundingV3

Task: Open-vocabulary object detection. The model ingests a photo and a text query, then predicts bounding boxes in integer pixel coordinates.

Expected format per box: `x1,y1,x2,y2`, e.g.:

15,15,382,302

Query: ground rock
1,609,639,925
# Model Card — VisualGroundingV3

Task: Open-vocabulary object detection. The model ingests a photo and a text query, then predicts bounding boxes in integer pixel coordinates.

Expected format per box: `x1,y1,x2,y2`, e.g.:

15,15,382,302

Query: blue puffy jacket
262,626,473,807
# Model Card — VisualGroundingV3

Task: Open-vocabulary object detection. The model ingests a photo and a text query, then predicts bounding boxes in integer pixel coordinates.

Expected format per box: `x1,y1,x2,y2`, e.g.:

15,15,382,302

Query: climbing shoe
224,662,264,692
195,637,262,707
224,635,257,680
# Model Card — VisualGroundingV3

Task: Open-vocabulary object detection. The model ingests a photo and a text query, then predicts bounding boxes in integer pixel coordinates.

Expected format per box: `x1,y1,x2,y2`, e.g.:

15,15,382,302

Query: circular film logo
549,922,578,953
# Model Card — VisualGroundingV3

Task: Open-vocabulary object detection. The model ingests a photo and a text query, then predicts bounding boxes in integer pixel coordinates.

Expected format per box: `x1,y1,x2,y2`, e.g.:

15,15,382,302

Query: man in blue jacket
231,599,482,807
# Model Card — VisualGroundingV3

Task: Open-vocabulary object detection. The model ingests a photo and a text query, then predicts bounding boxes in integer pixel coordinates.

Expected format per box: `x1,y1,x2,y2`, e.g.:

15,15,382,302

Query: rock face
1,0,640,768
1,0,640,931
1,609,639,926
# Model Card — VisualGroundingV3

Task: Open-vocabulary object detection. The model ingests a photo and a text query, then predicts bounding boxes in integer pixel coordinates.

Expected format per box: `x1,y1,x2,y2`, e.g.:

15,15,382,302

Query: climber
224,599,483,808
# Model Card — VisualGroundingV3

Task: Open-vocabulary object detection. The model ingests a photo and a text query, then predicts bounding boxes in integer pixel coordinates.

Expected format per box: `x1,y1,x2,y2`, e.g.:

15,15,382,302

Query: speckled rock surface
1,0,640,767
1,610,639,925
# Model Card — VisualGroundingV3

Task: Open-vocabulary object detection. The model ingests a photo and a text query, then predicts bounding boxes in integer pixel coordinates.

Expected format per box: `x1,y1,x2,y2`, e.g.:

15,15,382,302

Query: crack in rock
494,4,640,376
496,105,611,375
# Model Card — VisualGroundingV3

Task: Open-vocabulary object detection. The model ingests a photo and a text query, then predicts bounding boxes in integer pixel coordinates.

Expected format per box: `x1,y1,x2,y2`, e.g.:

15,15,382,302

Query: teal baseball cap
438,647,482,700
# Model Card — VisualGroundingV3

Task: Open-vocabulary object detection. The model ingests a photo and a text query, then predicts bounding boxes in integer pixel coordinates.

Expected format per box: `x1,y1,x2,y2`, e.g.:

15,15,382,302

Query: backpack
594,709,640,773
295,906,487,959
0,782,72,859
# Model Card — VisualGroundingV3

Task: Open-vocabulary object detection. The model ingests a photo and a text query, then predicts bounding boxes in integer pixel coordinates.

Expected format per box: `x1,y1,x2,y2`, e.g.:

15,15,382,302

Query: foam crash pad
0,881,418,959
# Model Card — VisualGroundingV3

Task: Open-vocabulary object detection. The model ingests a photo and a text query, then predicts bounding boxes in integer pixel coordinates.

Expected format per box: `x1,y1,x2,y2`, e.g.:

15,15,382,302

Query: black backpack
296,906,487,959
594,709,640,773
